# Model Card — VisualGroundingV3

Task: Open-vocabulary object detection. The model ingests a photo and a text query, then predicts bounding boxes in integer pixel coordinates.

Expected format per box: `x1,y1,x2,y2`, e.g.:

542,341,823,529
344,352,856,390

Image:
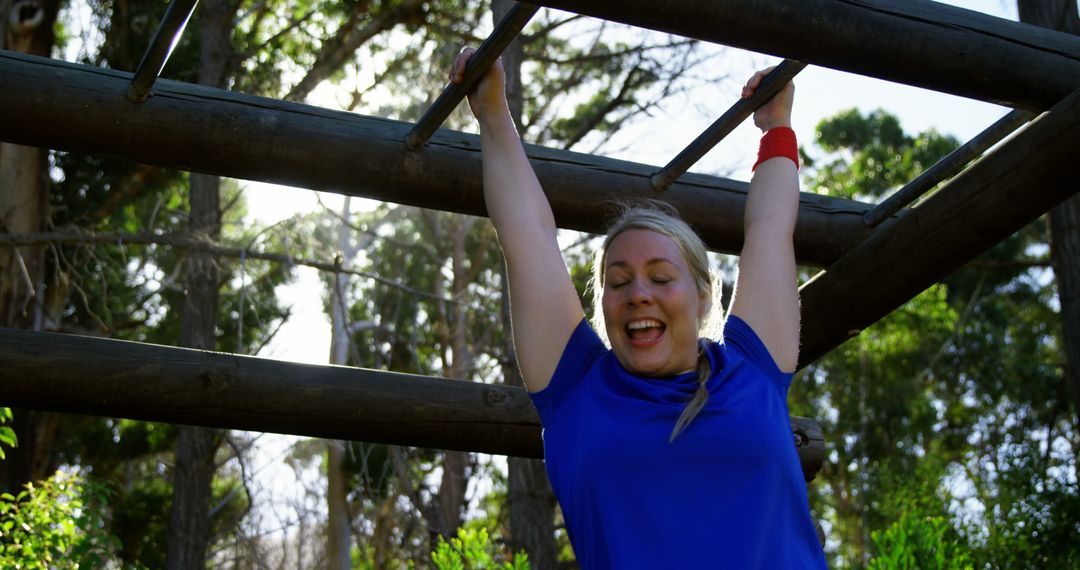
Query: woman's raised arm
451,49,584,392
728,68,801,372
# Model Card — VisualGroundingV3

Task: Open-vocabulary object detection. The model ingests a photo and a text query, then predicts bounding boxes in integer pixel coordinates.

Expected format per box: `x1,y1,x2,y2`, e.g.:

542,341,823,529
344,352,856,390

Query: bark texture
1017,0,1080,464
0,0,62,496
436,215,477,537
165,1,232,566
326,198,355,570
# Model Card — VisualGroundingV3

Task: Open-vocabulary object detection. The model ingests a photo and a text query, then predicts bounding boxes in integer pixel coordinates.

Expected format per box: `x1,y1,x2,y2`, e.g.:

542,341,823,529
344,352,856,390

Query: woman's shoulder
528,319,608,406
718,316,793,387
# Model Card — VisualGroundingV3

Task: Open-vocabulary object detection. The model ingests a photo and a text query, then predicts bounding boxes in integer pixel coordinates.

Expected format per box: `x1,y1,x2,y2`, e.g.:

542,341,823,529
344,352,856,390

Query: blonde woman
452,49,826,569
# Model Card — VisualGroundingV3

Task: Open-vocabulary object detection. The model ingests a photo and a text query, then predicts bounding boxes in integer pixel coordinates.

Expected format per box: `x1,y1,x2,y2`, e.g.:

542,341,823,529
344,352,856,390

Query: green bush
0,407,17,460
868,509,973,570
0,470,119,569
431,527,529,570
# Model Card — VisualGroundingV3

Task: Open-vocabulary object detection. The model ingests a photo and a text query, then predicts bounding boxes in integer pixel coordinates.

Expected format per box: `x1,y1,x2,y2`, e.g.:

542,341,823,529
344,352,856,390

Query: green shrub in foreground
0,470,118,569
431,527,529,570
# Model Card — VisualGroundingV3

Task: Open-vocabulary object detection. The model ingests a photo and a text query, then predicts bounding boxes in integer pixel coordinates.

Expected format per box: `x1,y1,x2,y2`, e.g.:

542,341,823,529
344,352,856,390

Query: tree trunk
436,215,476,537
327,197,355,570
493,1,561,565
1017,0,1080,475
0,0,62,495
165,168,222,569
327,440,351,568
372,494,396,569
438,449,469,535
166,1,233,566
502,260,558,570
507,455,558,569
0,139,43,327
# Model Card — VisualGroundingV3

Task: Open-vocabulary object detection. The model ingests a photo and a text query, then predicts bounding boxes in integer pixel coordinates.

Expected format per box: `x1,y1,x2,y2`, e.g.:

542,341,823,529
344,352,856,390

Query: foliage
805,108,958,200
31,0,308,560
798,108,1079,569
866,460,974,570
0,470,121,569
868,511,973,570
431,527,530,570
0,408,16,461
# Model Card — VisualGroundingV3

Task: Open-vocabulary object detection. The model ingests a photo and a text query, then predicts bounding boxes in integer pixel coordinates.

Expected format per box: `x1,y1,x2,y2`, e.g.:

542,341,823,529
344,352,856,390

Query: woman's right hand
450,47,508,122
741,66,794,132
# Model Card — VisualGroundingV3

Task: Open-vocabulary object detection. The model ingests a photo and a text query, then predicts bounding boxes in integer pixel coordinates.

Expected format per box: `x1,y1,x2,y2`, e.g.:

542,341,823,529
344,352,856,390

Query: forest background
0,0,1077,568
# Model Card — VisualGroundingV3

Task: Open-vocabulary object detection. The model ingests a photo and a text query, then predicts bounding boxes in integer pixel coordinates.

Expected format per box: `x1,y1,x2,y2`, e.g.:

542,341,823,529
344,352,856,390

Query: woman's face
602,229,707,377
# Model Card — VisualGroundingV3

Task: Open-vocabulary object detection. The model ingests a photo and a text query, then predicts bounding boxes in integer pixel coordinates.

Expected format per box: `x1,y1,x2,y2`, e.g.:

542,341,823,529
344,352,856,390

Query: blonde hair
589,201,720,441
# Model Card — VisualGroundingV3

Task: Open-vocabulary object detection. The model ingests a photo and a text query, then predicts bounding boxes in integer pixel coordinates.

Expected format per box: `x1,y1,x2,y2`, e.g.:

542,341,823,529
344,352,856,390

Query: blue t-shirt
529,316,828,569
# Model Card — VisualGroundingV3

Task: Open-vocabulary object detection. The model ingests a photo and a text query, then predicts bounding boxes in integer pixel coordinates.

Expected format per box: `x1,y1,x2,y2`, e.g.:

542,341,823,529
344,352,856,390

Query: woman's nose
628,280,652,304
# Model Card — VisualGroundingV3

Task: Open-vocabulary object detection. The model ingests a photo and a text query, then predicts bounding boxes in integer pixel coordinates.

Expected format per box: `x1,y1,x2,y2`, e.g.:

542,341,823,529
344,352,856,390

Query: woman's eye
609,281,628,289
652,277,671,284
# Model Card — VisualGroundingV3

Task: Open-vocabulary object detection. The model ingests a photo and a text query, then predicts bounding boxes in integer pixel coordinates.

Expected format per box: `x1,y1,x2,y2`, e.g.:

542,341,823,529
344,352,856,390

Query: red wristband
752,127,799,172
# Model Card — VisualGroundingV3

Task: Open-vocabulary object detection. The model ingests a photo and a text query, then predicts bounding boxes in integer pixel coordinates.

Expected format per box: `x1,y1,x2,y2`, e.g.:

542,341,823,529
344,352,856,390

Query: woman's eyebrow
605,257,678,270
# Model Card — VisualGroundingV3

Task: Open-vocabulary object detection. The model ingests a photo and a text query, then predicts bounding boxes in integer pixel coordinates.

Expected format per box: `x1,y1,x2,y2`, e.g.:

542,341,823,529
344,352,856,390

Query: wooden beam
126,0,199,102
0,50,871,268
0,327,826,480
534,0,1080,111
798,88,1080,368
650,60,807,192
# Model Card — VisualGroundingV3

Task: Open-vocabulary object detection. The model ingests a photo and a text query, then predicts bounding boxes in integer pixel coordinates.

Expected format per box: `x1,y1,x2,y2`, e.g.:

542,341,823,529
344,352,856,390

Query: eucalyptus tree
0,0,64,496
796,108,1079,569
1,0,437,564
1018,0,1080,483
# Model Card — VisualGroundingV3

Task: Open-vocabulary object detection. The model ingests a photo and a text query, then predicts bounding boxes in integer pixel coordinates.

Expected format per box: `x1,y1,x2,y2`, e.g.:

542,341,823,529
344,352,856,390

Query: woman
452,49,827,569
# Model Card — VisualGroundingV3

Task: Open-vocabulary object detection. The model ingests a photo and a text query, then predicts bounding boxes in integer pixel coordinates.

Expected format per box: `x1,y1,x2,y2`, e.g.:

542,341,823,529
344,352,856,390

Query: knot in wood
201,369,231,391
11,1,44,34
482,388,507,406
793,429,809,448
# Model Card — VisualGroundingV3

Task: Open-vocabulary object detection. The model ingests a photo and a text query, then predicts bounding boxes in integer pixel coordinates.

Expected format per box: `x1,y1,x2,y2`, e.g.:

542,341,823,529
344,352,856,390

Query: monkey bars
1,0,1079,457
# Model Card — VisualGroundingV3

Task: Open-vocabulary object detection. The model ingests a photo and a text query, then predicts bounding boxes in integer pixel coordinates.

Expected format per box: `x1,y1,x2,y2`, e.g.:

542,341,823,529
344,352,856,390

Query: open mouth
626,319,665,346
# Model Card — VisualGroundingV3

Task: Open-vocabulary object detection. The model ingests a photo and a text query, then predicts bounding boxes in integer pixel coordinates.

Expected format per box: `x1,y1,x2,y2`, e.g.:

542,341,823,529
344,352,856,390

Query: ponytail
669,341,712,442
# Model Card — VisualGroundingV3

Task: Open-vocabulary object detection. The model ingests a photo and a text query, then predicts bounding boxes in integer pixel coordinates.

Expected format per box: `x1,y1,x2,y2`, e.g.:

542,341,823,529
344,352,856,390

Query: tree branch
521,13,586,45
0,229,464,305
527,38,696,65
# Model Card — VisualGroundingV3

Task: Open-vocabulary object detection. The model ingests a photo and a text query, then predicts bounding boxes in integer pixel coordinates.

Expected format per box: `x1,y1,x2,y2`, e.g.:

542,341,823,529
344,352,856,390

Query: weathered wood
651,59,806,192
0,50,872,268
864,110,1036,227
127,0,199,102
798,88,1080,368
535,0,1080,112
405,2,539,149
0,326,826,480
1020,0,1080,448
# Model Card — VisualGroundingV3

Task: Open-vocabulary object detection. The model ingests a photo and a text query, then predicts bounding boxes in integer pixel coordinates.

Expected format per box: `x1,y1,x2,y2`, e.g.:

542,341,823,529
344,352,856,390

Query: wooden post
127,0,199,102
531,0,1080,111
404,2,539,149
651,60,806,192
0,326,826,480
0,50,877,268
863,110,1036,227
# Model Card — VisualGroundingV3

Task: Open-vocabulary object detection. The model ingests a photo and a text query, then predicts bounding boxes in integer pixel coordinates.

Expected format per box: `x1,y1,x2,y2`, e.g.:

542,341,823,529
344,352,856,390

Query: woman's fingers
450,47,476,83
742,66,778,98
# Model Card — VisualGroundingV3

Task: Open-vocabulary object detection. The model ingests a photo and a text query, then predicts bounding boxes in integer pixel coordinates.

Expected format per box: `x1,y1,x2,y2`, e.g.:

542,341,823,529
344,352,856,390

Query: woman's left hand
741,67,794,132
